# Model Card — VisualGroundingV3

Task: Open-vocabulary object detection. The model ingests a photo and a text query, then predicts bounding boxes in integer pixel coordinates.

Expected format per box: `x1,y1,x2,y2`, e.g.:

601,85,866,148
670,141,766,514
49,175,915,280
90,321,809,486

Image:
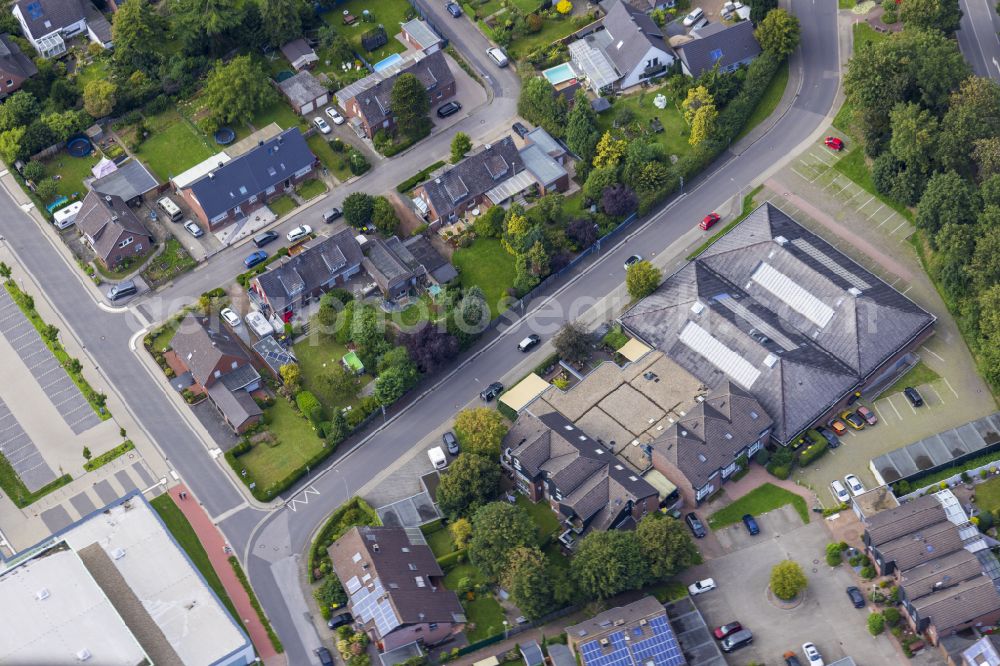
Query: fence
897,460,1000,503
30,141,67,162
451,604,582,658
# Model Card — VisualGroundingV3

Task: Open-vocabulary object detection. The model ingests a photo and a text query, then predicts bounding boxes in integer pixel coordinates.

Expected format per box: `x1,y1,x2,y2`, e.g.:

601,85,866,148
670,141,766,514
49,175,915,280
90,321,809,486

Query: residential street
0,0,841,663
957,0,1000,81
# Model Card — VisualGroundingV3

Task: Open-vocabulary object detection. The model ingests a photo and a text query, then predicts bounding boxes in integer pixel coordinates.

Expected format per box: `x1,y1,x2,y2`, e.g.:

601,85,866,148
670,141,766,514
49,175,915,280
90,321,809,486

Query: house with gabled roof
362,236,426,301
12,0,109,58
675,20,761,78
0,34,37,97
75,191,153,269
280,37,318,71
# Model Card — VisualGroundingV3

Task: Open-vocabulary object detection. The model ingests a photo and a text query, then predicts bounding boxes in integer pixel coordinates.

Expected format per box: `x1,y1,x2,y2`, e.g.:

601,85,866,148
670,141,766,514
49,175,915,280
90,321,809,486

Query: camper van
53,201,83,230
157,196,182,221
245,311,274,338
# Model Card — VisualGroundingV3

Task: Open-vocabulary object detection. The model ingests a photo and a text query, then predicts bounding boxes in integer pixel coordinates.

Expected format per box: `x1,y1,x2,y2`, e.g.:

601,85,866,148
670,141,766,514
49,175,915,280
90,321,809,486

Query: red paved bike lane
168,485,281,662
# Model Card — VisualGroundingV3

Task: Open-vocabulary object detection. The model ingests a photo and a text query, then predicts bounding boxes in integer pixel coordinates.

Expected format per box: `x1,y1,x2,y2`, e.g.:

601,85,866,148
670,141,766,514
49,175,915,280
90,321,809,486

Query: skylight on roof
751,262,835,328
678,321,761,389
710,48,723,61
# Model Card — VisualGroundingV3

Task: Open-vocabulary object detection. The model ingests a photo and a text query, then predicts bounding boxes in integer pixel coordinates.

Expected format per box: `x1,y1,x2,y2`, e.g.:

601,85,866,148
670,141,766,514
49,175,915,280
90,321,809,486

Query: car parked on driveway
816,426,840,448
325,107,345,125
443,431,459,455
856,405,878,425
244,250,267,268
802,642,824,666
183,219,204,237
437,101,462,118
512,121,529,137
685,512,706,538
323,207,342,223
327,612,353,630
742,514,760,535
844,474,866,497
841,410,865,430
446,1,462,17
487,47,509,67
720,628,752,652
313,117,332,134
220,307,241,327
712,622,742,640
287,225,312,243
682,7,705,26
905,386,924,407
688,578,716,596
480,381,503,401
699,212,720,230
846,586,865,608
828,418,847,436
107,280,137,302
830,480,850,504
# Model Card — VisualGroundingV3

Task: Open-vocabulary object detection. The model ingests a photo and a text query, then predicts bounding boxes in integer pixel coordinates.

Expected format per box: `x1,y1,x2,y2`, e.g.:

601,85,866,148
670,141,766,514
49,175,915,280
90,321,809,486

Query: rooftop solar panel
678,320,761,389
751,261,835,328
790,238,871,291
349,577,401,636
578,615,686,666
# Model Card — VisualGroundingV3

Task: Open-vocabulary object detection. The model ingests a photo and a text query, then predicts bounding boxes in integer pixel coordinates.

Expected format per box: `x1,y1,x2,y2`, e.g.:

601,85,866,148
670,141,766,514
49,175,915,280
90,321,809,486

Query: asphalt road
957,0,1000,80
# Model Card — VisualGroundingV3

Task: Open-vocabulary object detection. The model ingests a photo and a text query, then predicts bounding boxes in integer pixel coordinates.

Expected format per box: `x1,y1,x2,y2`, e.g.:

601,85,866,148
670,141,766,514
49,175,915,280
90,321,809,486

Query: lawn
0,450,71,508
149,494,243,626
975,476,1000,515
597,86,691,160
135,110,216,181
320,0,412,63
882,361,940,397
517,494,561,541
238,398,326,486
452,238,516,319
735,59,789,141
307,136,355,184
707,482,810,529
687,185,763,260
269,194,297,217
141,237,197,286
507,15,581,61
834,147,914,222
251,98,305,132
425,527,456,558
297,178,328,201
292,335,366,411
149,318,180,352
442,563,505,641
41,152,101,203
75,58,110,89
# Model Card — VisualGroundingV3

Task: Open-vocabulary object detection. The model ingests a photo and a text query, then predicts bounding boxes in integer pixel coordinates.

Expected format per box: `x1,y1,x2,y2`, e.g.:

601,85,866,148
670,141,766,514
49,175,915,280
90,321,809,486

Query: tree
42,110,88,142
21,161,45,182
111,0,163,74
635,515,699,581
567,218,597,250
391,73,430,139
317,291,351,334
682,86,714,125
448,286,489,346
34,179,58,202
602,183,638,217
320,363,361,404
449,518,472,549
343,192,375,229
566,89,601,164
453,407,508,458
83,80,116,118
572,530,647,599
556,0,573,13
171,0,243,45
632,161,672,195
437,453,501,519
867,612,885,636
583,166,618,201
592,131,627,169
279,363,301,393
971,210,1000,291
916,170,978,238
259,0,306,47
374,364,417,406
978,284,1000,386
400,324,459,373
983,174,1000,208
689,103,717,146
930,223,976,300
474,205,505,238
770,560,808,600
938,76,1000,174
0,92,38,132
502,546,556,619
526,240,549,277
899,0,962,35
554,321,591,365
450,132,472,163
202,56,275,130
371,196,399,235
377,346,413,375
502,208,535,255
468,502,537,580
974,137,1000,177
514,253,540,294
518,77,567,137
754,9,800,58
889,102,939,175
327,410,350,445
749,0,778,24
626,260,661,300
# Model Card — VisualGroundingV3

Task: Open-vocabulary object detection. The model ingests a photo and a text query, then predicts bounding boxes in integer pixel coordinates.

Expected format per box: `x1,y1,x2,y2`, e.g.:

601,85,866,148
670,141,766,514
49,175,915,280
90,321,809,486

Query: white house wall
619,45,674,90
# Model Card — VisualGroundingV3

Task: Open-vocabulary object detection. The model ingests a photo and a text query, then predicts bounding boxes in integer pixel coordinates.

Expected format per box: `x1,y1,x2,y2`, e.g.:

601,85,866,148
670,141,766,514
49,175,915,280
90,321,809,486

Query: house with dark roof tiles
362,236,426,300
0,34,37,97
676,20,761,78
75,191,154,269
12,0,108,58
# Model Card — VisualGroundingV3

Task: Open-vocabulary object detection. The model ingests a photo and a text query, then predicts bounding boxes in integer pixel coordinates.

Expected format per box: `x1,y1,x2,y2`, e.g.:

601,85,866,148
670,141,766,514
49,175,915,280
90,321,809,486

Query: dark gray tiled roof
420,137,523,218
0,34,37,80
877,519,963,571
91,159,159,201
866,496,946,546
280,38,317,67
599,0,670,76
676,20,761,78
170,315,251,388
83,1,110,43
911,575,1000,634
362,236,425,292
206,383,262,428
187,128,315,220
620,203,935,445
15,0,85,39
403,235,457,284
75,190,152,262
649,381,771,488
899,549,984,602
220,363,260,391
351,50,453,129
255,230,362,302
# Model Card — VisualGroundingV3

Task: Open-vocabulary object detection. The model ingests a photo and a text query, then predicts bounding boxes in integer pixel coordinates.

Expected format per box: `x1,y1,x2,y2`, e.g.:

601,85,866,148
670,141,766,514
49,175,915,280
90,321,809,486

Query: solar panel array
578,615,685,666
790,238,871,291
349,577,401,636
713,294,798,351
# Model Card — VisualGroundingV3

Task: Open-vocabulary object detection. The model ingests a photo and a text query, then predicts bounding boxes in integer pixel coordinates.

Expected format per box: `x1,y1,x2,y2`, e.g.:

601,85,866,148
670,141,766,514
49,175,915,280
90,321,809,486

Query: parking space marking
925,383,946,405
901,286,912,295
885,395,903,420
873,403,889,424
891,220,910,234
791,167,816,182
941,377,960,398
855,195,876,211
921,346,945,363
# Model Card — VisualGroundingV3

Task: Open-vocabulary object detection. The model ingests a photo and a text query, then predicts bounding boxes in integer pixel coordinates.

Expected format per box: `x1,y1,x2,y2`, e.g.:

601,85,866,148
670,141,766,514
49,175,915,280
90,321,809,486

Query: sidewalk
167,484,284,665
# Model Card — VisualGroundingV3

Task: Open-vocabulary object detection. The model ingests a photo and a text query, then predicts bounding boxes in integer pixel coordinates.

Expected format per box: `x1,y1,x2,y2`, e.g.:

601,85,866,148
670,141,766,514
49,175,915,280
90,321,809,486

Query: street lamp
503,620,509,640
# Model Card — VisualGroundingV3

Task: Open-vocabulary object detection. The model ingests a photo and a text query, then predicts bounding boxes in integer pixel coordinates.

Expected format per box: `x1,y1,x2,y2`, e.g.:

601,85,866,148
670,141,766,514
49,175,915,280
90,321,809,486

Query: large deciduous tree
566,218,597,250
635,515,700,581
343,192,375,228
501,546,556,619
390,73,430,139
554,321,591,365
371,196,399,235
602,183,638,217
754,9,800,58
468,502,537,580
259,0,306,47
978,284,1000,387
83,80,116,118
450,132,472,163
938,77,1000,175
572,530,647,599
930,223,976,301
899,0,963,35
437,453,501,519
749,0,778,24
626,260,661,300
888,102,939,175
202,56,275,130
916,170,978,239
770,560,808,600
453,407,508,459
400,325,459,374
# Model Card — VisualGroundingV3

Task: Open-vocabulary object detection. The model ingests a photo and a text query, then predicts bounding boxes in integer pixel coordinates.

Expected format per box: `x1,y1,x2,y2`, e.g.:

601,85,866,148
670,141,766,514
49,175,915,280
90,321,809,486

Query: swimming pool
542,62,578,85
373,53,404,73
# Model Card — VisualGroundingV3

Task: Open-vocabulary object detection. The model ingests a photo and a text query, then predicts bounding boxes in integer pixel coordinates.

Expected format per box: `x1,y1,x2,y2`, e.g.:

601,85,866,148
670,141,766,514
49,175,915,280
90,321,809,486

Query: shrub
767,464,790,480
797,439,828,466
526,13,544,32
860,565,876,579
295,391,322,419
868,612,885,636
883,607,901,627
825,543,842,567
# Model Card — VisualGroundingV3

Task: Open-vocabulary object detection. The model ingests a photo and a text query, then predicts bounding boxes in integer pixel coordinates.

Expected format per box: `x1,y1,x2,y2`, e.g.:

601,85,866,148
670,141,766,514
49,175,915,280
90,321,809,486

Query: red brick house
0,34,37,98
75,191,154,269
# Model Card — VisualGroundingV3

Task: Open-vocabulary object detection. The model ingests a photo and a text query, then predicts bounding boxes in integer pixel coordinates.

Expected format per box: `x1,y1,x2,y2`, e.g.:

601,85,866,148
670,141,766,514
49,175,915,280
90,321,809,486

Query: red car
824,136,844,151
700,212,721,230
856,405,878,426
713,622,743,640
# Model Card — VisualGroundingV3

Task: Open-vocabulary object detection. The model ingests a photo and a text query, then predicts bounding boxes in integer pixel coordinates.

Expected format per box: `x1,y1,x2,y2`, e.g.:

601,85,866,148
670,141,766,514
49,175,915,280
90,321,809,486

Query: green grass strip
0,449,71,508
708,482,810,529
687,185,764,260
84,440,135,472
229,555,285,653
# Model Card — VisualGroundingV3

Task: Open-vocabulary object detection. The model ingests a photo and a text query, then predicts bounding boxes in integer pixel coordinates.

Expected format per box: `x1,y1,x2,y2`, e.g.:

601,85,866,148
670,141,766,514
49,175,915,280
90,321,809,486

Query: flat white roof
678,320,761,389
751,261,834,328
172,152,232,189
0,546,148,665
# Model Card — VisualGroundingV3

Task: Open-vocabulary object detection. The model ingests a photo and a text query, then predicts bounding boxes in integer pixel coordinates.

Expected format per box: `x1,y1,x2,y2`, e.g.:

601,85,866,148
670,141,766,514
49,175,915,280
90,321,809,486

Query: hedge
309,497,381,581
295,391,322,420
436,548,467,571
235,247,289,287
228,556,284,653
797,439,828,466
396,160,447,193
83,440,135,472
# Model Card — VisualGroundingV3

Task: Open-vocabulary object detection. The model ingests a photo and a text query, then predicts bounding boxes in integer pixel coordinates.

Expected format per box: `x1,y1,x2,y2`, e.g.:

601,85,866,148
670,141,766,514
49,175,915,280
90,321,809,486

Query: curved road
0,0,839,664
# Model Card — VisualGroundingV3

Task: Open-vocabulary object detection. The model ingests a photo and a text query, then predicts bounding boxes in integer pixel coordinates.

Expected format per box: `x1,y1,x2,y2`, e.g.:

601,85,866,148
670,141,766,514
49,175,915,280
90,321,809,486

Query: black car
315,647,335,666
846,586,865,608
816,426,841,449
742,513,760,536
512,121,530,138
437,101,462,118
106,280,137,302
480,381,504,401
446,1,462,17
904,386,924,407
443,431,459,455
685,512,706,538
253,230,279,247
323,207,342,223
327,612,353,630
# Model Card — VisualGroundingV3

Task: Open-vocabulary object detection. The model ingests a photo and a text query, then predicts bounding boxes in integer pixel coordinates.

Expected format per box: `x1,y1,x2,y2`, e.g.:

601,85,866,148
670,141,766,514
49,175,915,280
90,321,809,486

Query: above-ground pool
373,53,404,73
543,62,578,85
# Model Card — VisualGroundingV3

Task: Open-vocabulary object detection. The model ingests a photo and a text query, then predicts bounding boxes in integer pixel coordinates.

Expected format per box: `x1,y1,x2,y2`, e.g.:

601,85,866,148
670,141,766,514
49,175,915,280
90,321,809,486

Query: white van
53,201,82,230
157,196,182,221
428,446,448,470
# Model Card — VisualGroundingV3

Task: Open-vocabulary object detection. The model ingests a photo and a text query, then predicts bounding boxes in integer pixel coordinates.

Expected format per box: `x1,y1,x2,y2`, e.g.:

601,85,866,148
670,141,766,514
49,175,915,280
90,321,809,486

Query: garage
277,71,331,116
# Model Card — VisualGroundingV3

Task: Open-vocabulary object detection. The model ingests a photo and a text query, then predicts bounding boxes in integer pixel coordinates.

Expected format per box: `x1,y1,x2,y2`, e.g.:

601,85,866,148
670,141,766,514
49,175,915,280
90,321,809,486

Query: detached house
12,0,111,58
75,191,153,269
329,526,466,653
675,20,762,78
179,128,317,230
362,236,426,301
0,34,37,97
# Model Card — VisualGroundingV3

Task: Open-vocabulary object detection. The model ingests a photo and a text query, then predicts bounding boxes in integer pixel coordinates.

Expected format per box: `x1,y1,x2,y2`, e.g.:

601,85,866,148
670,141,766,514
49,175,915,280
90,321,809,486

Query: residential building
89,158,159,206
335,49,455,139
566,596,685,666
75,191,153,269
620,0,676,11
675,20,761,77
179,128,317,230
401,235,458,285
620,203,936,446
401,18,442,53
502,411,660,547
251,230,363,321
12,0,109,58
0,34,37,97
362,236,426,300
961,635,1000,666
568,0,675,93
170,314,263,433
862,490,1000,646
0,492,255,665
277,70,329,115
328,526,466,653
281,37,318,71
851,485,900,523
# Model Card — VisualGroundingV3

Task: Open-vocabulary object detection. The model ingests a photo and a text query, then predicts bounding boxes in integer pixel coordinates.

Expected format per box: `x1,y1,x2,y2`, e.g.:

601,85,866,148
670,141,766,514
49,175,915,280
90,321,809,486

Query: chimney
258,140,264,146
372,543,380,553
104,195,112,205
218,161,224,168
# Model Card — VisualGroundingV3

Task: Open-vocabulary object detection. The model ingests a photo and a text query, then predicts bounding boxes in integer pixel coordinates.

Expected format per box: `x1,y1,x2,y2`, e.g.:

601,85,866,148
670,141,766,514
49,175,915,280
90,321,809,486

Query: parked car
816,426,840,449
856,405,878,425
688,578,716,596
742,513,760,536
446,1,462,17
325,107,345,125
244,250,268,268
830,480,850,504
720,629,753,652
784,652,803,666
106,280,137,302
487,47,509,67
699,212,720,230
904,386,924,407
437,101,462,118
682,7,705,26
846,586,865,608
316,647,335,666
713,622,743,640
828,418,847,436
480,381,504,401
802,642,824,666
428,446,447,470
220,307,241,328
685,512,706,538
518,334,541,352
844,474,866,497
824,136,844,151
323,207,342,223
253,230,279,247
183,219,204,238
443,431,459,455
313,116,332,134
624,254,642,270
840,410,865,430
286,225,312,243
512,121,530,137
327,612,353,630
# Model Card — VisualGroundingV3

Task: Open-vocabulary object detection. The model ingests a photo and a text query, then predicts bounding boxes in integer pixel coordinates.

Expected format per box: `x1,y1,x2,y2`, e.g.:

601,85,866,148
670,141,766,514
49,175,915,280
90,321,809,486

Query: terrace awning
485,170,536,205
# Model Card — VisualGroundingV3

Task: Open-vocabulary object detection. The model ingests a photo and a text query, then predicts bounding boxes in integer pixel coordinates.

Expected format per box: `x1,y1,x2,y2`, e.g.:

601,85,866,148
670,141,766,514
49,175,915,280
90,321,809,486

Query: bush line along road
0,2,838,665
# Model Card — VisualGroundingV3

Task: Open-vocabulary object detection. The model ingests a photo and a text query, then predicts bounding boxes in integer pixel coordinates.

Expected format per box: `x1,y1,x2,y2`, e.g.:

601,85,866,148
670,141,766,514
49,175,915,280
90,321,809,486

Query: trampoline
214,128,236,145
342,351,365,375
66,136,92,158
